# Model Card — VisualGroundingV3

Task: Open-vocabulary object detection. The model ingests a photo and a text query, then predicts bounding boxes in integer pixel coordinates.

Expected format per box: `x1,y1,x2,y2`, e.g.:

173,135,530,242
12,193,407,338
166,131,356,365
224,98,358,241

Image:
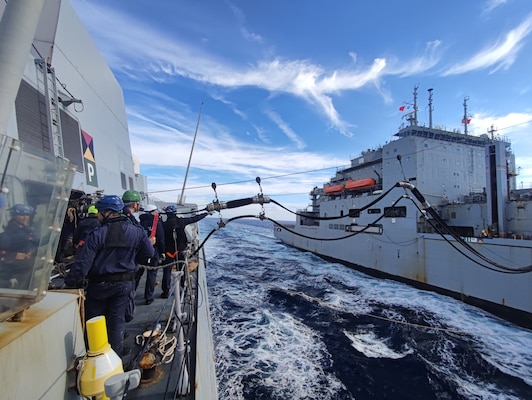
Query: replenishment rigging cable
404,194,531,274
399,181,532,274
192,181,532,274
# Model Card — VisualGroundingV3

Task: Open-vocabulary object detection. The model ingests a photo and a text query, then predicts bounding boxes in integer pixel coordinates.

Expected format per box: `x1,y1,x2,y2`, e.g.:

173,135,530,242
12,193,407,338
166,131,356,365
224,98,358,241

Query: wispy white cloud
443,13,532,75
240,27,264,44
252,124,270,144
385,41,442,77
468,110,532,187
264,110,306,149
482,0,509,15
469,111,532,139
227,1,264,43
209,92,247,119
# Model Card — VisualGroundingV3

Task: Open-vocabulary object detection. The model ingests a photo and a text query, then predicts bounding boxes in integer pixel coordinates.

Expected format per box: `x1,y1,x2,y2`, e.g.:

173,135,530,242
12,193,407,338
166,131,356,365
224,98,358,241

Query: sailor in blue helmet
161,205,208,298
65,195,154,357
0,204,38,289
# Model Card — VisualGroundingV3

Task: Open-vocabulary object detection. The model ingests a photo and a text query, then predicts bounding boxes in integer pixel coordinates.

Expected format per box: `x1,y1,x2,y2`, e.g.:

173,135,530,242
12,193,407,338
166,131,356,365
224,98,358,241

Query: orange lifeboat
323,183,344,194
344,178,376,191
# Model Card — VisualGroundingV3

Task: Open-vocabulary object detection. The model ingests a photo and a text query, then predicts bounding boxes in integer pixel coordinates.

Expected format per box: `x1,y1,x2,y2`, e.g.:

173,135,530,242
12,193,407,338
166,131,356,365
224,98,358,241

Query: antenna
178,102,204,205
462,96,470,135
427,88,433,128
401,85,419,127
487,124,497,140
412,85,419,126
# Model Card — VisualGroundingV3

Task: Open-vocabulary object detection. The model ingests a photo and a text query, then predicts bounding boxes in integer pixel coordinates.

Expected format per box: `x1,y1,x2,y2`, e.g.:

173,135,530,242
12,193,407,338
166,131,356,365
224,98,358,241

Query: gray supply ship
274,86,532,329
0,1,217,398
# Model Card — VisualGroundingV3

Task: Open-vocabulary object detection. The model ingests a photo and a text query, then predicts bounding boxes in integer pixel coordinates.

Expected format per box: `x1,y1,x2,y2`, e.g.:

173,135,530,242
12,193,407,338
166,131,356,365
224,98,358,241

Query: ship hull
274,225,532,328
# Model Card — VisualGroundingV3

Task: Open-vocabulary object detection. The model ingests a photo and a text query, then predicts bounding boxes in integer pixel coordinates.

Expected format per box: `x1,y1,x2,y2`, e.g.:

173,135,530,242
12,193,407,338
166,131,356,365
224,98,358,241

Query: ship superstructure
275,87,532,327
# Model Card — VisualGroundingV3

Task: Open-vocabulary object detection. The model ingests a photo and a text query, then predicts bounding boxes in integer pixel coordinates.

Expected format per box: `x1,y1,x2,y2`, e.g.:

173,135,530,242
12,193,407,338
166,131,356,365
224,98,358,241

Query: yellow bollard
79,316,124,399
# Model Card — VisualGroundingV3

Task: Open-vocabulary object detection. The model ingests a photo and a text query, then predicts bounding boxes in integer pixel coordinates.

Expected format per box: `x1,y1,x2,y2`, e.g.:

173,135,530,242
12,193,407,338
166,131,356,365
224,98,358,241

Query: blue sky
70,0,532,221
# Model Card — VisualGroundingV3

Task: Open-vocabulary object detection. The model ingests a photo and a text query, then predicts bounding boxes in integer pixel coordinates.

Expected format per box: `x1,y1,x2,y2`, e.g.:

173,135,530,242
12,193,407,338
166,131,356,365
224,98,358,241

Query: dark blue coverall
65,216,154,357
0,218,39,289
136,212,165,303
162,212,208,296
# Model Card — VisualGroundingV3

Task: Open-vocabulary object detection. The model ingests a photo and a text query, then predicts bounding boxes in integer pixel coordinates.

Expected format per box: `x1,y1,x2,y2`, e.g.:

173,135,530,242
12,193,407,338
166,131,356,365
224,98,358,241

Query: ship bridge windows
384,206,407,217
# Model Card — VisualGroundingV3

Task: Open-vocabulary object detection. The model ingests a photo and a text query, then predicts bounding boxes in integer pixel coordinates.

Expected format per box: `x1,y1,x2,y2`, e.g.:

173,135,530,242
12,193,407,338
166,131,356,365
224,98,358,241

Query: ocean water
201,218,532,400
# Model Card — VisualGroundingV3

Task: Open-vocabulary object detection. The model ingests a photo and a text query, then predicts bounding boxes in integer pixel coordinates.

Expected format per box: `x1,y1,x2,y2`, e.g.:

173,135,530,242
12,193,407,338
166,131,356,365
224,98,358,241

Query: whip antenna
178,102,204,205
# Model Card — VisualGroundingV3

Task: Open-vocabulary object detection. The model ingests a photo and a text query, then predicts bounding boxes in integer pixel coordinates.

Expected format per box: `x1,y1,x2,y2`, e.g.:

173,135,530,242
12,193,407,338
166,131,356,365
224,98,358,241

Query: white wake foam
343,330,413,359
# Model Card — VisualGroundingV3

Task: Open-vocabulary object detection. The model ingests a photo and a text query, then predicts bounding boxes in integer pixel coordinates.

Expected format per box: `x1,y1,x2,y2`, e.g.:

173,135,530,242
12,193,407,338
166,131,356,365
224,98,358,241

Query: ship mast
462,96,470,135
488,124,497,140
404,85,419,126
412,85,418,125
427,88,433,128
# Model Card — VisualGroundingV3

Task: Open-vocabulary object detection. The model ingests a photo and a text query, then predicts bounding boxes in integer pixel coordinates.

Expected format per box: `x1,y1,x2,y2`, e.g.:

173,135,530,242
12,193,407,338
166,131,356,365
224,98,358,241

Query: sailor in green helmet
122,190,142,226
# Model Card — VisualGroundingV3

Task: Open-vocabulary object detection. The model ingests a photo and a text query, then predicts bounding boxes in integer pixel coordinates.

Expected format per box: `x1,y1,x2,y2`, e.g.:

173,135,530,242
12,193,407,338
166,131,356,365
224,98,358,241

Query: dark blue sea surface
201,218,532,400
